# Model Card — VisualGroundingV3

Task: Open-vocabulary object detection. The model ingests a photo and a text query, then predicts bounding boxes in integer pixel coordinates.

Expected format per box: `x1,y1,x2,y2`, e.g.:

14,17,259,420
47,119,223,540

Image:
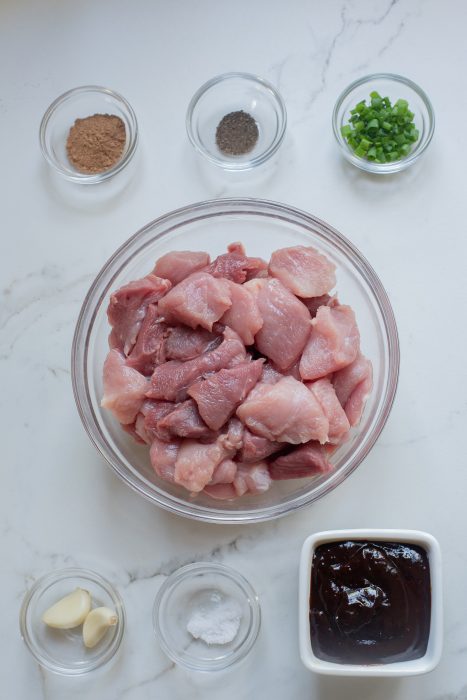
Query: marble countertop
2,0,466,697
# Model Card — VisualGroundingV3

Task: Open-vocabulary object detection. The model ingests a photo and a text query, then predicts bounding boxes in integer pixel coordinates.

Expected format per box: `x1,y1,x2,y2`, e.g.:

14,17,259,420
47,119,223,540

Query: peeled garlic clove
83,606,118,648
42,588,92,629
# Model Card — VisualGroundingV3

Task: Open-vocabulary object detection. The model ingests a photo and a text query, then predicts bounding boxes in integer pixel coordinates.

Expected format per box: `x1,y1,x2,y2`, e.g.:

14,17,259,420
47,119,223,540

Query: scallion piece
340,92,418,163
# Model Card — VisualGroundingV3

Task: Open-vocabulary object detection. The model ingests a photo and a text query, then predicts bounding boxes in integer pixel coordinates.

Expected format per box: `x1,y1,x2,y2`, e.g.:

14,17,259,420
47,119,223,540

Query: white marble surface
2,0,467,697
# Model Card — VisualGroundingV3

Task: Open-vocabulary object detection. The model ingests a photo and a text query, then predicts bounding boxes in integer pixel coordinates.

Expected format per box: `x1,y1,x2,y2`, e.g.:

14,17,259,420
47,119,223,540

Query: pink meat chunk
126,305,168,376
333,353,373,426
234,461,272,496
156,399,216,441
152,250,210,286
238,428,282,462
261,362,284,385
269,442,333,480
236,376,329,444
220,281,263,345
299,304,360,381
203,483,237,500
245,461,272,494
301,294,339,318
174,434,235,492
149,437,180,483
206,246,268,283
244,278,311,370
269,245,336,298
227,241,245,255
188,359,264,430
101,349,148,424
218,417,245,453
146,328,246,402
308,377,350,444
121,421,146,444
165,325,221,361
209,458,237,485
157,272,232,331
140,399,175,442
107,275,171,355
134,412,151,444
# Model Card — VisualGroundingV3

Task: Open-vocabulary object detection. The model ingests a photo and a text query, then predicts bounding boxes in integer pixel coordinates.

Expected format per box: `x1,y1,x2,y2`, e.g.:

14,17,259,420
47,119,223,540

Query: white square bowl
298,529,443,677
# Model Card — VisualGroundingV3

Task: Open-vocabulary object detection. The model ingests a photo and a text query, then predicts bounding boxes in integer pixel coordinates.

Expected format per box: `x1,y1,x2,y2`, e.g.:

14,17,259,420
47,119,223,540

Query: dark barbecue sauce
310,541,431,664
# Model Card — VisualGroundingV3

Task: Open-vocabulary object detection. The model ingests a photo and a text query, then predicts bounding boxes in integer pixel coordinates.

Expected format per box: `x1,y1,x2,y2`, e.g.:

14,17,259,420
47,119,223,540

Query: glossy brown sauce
310,541,431,664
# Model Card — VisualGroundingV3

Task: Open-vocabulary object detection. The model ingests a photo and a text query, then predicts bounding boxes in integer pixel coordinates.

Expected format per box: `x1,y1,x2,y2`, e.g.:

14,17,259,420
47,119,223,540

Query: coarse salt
186,590,242,646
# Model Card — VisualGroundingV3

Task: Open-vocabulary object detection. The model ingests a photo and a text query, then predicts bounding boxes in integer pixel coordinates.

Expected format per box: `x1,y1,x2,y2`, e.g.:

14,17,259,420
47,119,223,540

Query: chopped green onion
340,92,419,163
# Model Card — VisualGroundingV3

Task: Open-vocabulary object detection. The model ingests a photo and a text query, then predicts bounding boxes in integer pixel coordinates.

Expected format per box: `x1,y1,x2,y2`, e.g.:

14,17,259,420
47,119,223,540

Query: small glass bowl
186,72,287,170
39,85,138,184
332,73,434,174
19,568,125,676
153,562,261,671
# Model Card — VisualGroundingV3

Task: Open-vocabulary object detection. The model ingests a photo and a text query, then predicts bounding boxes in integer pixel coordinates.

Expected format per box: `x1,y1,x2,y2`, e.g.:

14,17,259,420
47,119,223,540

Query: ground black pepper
215,110,259,156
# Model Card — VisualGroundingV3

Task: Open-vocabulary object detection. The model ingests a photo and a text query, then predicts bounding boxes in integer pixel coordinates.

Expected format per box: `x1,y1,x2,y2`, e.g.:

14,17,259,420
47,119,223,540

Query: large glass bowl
72,198,399,523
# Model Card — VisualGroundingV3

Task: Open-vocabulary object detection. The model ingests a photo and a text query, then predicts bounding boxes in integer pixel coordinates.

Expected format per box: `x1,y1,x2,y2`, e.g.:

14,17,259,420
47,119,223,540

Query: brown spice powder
66,113,126,174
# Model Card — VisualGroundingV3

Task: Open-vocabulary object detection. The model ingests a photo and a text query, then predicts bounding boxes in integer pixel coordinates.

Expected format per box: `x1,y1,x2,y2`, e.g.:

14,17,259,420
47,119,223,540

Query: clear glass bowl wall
72,198,399,523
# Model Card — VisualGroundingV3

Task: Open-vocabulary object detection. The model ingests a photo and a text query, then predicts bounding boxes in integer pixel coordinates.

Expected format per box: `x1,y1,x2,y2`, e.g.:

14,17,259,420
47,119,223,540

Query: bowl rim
332,72,435,175
298,529,443,676
39,84,139,184
71,197,400,524
185,71,287,170
152,561,261,671
19,567,126,676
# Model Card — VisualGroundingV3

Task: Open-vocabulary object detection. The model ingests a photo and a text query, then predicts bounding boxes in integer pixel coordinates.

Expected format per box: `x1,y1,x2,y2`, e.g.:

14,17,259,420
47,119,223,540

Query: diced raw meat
101,349,148,424
157,272,231,331
121,421,146,444
103,240,372,500
227,241,245,255
220,281,263,345
149,437,180,483
233,466,248,497
301,294,339,317
236,376,329,444
238,429,281,462
269,245,336,298
261,362,284,385
146,328,246,401
133,412,151,444
333,353,373,426
209,459,237,485
140,399,175,442
165,326,221,361
244,278,311,370
218,417,245,453
188,359,264,430
269,442,333,480
107,275,171,355
299,304,360,381
206,246,268,283
126,305,168,376
245,461,272,494
174,436,233,492
156,399,216,441
282,362,301,381
308,377,350,444
234,462,271,496
203,483,237,500
152,250,210,285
